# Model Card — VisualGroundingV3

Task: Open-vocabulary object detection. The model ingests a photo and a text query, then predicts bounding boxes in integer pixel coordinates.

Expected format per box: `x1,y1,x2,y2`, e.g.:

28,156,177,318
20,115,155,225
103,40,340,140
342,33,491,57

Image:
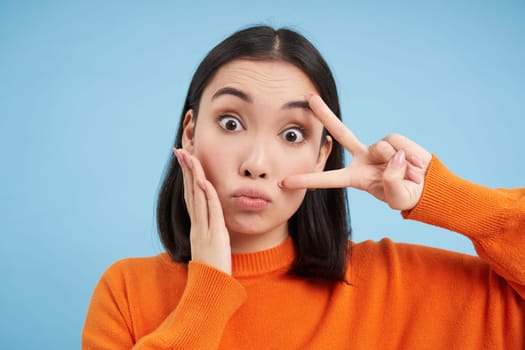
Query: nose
239,140,269,179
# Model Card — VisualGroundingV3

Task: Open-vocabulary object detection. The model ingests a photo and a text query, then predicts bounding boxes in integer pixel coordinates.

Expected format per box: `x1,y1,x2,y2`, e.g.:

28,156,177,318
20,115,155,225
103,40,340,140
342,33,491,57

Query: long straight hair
157,26,351,281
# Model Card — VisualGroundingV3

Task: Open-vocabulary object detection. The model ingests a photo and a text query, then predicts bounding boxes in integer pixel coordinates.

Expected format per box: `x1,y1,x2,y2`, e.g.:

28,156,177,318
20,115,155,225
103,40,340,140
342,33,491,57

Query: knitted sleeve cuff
147,261,247,348
402,155,508,241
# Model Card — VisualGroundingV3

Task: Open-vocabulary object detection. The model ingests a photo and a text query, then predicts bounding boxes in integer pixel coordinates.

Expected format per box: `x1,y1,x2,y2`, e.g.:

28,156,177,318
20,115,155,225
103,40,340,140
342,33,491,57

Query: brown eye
218,115,243,131
281,127,305,143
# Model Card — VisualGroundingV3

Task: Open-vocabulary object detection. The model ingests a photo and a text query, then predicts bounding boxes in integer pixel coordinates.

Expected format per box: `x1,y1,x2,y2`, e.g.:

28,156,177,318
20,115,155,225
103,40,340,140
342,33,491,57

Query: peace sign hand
282,94,432,211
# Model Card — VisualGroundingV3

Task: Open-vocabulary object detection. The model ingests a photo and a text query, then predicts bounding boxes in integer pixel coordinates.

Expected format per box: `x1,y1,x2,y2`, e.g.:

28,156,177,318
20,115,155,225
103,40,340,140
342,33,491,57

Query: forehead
202,59,318,101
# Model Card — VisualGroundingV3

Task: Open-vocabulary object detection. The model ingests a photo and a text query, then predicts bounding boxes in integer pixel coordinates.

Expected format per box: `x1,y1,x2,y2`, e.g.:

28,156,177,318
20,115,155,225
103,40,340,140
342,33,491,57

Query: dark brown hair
157,25,350,281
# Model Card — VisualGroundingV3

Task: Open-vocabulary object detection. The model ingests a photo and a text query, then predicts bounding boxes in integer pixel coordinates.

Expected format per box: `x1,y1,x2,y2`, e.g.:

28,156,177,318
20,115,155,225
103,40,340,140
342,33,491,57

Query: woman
82,26,524,349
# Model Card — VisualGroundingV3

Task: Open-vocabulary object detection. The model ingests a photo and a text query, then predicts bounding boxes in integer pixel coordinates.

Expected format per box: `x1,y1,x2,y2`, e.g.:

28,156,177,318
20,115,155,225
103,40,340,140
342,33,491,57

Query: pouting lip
232,188,272,202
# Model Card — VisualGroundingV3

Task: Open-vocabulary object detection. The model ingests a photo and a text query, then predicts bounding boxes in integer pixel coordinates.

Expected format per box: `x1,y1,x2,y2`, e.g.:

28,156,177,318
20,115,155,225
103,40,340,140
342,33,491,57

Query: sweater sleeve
82,261,247,350
403,155,525,299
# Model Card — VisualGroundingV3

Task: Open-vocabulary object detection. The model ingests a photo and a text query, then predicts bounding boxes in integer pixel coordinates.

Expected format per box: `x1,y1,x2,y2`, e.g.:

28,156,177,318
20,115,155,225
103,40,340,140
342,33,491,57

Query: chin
226,222,267,236
225,215,285,237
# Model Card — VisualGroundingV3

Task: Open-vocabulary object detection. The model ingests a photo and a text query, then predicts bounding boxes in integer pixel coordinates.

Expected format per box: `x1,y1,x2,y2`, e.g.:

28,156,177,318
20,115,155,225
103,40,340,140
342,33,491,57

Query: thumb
383,150,411,210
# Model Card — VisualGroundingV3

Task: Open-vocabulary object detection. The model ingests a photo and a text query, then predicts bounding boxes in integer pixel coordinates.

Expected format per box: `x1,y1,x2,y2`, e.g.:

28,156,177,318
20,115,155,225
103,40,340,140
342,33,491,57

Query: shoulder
100,253,188,285
348,238,482,267
345,239,487,285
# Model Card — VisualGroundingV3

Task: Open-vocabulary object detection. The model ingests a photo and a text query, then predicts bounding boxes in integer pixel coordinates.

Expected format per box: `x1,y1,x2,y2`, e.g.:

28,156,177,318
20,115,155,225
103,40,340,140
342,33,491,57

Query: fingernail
183,153,193,170
278,180,284,189
173,148,182,165
392,150,405,167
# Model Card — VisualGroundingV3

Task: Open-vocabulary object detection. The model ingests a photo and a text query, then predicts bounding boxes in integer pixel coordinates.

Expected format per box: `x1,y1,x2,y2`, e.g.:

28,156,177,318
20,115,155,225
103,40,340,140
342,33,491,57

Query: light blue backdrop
1,1,523,348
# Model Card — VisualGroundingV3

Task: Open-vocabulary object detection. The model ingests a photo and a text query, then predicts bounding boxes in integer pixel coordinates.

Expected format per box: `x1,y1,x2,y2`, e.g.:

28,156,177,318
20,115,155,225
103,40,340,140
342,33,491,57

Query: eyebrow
212,87,252,103
211,86,312,111
282,100,311,111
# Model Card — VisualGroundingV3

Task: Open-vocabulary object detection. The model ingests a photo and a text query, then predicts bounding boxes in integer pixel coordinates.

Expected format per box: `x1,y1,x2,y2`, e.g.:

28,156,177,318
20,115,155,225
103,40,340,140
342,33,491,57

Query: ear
314,135,333,172
181,109,195,153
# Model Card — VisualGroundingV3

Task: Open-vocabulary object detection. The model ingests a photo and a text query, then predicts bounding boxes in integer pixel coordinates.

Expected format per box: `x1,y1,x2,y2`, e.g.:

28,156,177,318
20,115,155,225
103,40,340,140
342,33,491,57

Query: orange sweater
82,157,525,349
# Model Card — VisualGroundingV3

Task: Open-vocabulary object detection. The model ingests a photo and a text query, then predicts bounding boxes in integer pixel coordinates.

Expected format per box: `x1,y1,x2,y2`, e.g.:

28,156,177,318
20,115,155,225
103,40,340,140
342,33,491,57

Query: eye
281,127,305,144
218,115,244,132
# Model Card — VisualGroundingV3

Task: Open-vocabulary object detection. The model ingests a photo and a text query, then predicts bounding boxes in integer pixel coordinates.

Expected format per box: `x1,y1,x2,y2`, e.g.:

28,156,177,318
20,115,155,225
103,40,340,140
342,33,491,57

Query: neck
229,229,289,254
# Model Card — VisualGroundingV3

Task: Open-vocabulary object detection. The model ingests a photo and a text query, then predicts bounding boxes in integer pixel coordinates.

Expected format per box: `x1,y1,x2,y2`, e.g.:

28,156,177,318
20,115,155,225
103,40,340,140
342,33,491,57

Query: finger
382,150,415,210
185,152,209,234
308,94,367,155
173,148,195,219
382,133,432,167
368,140,396,163
200,179,227,233
407,154,425,169
406,165,423,184
281,168,353,190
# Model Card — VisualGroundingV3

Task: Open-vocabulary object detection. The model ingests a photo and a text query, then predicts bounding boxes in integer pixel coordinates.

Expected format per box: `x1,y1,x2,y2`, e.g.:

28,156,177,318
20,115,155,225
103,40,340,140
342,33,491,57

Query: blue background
1,1,523,348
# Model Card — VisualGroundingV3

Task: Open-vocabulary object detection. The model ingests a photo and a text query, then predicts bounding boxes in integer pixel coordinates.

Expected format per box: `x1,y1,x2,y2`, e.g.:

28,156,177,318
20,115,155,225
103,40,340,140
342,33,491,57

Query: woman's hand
282,94,433,211
173,148,232,275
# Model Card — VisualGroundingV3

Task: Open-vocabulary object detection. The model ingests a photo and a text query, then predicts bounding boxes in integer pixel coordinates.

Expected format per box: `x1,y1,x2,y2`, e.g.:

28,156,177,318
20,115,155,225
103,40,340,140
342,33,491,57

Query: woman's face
182,59,332,252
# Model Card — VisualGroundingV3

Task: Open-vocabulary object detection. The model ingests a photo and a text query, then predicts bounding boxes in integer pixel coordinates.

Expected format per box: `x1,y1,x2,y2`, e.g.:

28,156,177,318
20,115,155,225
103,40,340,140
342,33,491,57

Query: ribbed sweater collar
231,237,295,278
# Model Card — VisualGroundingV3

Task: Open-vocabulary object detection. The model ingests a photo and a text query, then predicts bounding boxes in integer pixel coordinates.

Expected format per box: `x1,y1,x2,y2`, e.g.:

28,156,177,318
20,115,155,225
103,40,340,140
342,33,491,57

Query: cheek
279,151,320,178
193,143,232,186
286,188,307,206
